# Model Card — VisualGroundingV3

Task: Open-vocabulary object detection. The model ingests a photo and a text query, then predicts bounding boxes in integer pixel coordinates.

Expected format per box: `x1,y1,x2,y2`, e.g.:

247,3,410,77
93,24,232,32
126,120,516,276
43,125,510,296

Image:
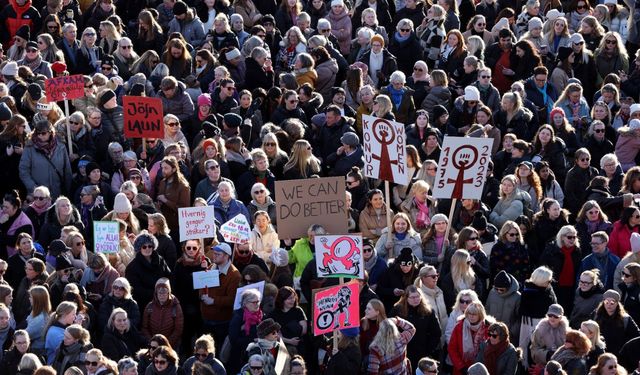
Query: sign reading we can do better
432,136,494,200
362,114,409,185
275,177,348,239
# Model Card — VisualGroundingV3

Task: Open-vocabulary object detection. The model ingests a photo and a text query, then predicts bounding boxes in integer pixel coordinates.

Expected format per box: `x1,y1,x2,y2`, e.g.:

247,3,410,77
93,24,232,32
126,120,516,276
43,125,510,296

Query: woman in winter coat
18,120,72,201
448,301,492,375
212,181,251,227
0,330,33,375
359,189,392,242
309,46,339,103
615,120,640,172
99,308,147,362
420,69,451,118
489,222,531,284
374,213,422,261
228,289,263,374
246,183,277,229
494,91,536,142
324,327,361,375
141,278,183,349
147,213,177,271
387,19,422,75
15,262,48,329
415,265,448,333
97,277,141,333
367,317,416,375
531,198,571,259
575,201,613,258
400,180,437,234
248,211,279,265
38,197,85,250
609,206,640,258
51,324,92,374
44,301,77,364
390,285,441,370
0,115,28,199
485,271,522,341
594,289,640,356
439,250,485,309
530,303,570,367
531,124,569,184
489,175,532,229
436,29,468,84
421,214,456,270
417,5,447,69
124,232,171,312
380,72,416,126
0,192,34,259
144,345,180,375
246,318,291,375
325,0,351,55
362,239,387,290
570,270,605,328
377,248,421,312
549,329,592,375
518,266,558,366
154,156,190,234
619,262,640,324
476,321,518,375
580,320,607,369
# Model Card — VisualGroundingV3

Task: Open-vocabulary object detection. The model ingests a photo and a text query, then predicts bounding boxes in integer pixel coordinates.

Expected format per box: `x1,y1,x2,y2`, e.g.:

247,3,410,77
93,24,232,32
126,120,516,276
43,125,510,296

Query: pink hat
550,107,565,119
198,93,212,107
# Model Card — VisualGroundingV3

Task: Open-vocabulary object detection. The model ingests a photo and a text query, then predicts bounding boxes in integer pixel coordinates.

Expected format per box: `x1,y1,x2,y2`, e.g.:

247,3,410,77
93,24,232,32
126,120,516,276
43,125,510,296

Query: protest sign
123,96,164,139
313,282,359,336
93,221,119,254
362,114,409,185
178,206,216,241
220,214,250,244
45,75,84,102
192,270,220,289
432,136,494,200
315,235,364,279
275,177,348,239
233,281,266,309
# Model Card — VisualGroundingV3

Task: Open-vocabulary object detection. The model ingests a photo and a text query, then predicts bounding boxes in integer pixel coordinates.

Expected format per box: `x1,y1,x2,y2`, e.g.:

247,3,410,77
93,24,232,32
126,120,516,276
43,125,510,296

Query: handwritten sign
192,270,220,289
313,282,360,336
45,75,84,102
220,214,250,244
123,96,164,139
178,206,216,241
93,221,119,254
432,136,494,200
362,114,409,185
233,281,266,309
315,235,364,279
275,177,348,239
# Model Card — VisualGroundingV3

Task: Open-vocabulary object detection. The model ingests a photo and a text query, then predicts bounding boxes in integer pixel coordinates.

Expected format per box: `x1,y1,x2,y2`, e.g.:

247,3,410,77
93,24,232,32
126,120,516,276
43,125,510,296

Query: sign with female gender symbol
432,137,494,200
362,115,409,185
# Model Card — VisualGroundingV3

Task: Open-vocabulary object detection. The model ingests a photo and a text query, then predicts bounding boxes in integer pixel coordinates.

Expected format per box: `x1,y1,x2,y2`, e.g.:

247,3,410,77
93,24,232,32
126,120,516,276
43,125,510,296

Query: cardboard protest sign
275,177,348,239
123,96,164,139
233,281,265,309
220,214,251,244
432,136,494,200
313,282,360,336
45,75,84,102
315,235,364,279
178,206,216,241
192,270,220,289
362,114,409,185
93,221,119,254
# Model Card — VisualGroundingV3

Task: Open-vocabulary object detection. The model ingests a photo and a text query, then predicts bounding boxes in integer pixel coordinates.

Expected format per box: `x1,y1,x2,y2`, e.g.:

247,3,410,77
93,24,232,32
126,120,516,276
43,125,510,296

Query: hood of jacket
429,85,451,100
317,58,339,74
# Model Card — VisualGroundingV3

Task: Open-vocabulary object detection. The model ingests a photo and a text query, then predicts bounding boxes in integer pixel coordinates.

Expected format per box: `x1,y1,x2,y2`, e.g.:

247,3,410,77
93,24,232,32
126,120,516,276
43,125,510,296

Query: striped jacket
367,317,416,375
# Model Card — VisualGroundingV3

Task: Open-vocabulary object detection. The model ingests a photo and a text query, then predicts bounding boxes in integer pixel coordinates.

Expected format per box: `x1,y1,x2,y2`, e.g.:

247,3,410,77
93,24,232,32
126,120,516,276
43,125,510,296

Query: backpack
519,196,534,219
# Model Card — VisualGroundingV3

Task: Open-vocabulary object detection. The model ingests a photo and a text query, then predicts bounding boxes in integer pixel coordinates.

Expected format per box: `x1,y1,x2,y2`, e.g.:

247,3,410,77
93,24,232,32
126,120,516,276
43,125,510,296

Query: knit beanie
113,193,132,213
371,34,385,47
603,289,621,303
493,271,511,289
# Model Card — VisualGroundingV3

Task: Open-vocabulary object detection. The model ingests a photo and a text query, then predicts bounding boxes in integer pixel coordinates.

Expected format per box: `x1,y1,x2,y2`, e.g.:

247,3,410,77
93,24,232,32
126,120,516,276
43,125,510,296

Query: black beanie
397,247,414,263
173,1,188,15
494,271,511,289
99,90,116,107
433,105,448,120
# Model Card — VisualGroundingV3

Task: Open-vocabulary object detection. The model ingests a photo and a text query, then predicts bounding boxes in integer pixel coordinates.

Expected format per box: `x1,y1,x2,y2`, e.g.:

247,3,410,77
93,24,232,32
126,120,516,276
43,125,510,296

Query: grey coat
167,9,206,48
486,274,521,339
374,228,422,261
19,140,72,199
421,85,451,119
476,341,519,375
159,82,195,123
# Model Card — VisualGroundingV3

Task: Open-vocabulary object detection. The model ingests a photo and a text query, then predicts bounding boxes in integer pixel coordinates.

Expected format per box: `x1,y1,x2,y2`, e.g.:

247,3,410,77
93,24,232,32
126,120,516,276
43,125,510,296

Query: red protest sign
45,75,85,102
313,282,359,336
123,96,164,139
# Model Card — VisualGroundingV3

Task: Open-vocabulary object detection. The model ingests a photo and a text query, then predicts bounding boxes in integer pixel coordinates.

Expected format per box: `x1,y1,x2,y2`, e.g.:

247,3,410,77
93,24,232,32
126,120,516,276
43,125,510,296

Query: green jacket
289,238,314,278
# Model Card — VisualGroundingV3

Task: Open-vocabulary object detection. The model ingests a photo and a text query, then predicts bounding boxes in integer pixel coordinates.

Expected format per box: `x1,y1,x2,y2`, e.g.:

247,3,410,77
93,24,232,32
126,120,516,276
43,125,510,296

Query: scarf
27,202,49,216
462,319,486,362
559,246,576,287
251,196,274,212
435,233,445,256
33,134,58,158
592,250,610,283
23,54,43,72
394,31,411,43
0,324,9,362
243,307,263,335
388,85,404,109
536,83,552,119
226,150,247,164
235,249,252,266
414,197,430,229
483,338,510,374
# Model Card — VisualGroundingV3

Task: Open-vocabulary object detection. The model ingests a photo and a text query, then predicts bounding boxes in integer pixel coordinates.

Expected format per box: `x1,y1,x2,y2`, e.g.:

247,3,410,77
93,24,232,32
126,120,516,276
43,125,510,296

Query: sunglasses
207,165,220,170
459,299,472,304
400,261,413,267
154,360,167,365
423,274,439,279
113,285,125,290
605,39,616,44
69,120,80,125
566,235,576,240
26,48,37,53
363,248,373,253
33,196,47,200
480,75,491,79
264,142,276,147
85,361,99,367
488,333,499,338
254,190,265,194
131,175,142,180
288,99,299,104
74,241,85,246
121,45,132,49
579,158,590,162
185,246,200,251
607,365,617,370
62,268,73,274
547,314,560,319
506,232,518,237
594,128,605,133
250,366,263,370
400,28,411,32
141,244,154,249
166,122,179,127
102,66,112,71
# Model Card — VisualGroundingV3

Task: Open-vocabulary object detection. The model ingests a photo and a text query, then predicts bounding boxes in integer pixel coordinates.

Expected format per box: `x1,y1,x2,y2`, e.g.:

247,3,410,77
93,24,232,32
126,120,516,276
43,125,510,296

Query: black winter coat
155,234,177,271
539,243,583,288
324,344,361,375
244,58,275,92
377,263,421,311
390,304,441,369
594,310,640,355
99,326,148,362
519,281,557,319
564,165,600,215
38,206,85,250
620,282,640,327
358,49,398,89
97,295,141,332
387,33,422,76
125,251,171,311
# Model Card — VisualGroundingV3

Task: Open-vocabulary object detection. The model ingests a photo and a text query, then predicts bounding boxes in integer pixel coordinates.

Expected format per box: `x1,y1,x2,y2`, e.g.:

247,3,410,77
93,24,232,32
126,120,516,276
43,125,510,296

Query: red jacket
609,220,640,258
448,319,491,375
141,293,184,348
0,0,41,46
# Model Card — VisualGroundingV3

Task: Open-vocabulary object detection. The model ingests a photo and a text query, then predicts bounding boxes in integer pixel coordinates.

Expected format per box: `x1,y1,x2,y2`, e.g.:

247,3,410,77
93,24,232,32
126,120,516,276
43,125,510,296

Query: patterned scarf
33,133,58,158
23,54,43,72
462,319,487,362
483,338,509,374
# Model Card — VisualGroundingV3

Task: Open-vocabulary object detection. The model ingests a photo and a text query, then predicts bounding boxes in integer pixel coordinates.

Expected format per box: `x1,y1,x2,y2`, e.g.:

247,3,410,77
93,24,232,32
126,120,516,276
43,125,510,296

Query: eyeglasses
577,4,587,8
264,142,276,147
579,279,593,285
400,261,413,267
113,285,125,290
594,128,605,133
566,235,576,240
121,45,132,49
480,75,491,79
633,214,640,219
547,314,560,319
166,122,179,127
226,86,235,91
459,299,472,304
506,232,518,237
85,361,99,367
590,241,604,246
33,196,47,200
185,246,199,251
62,268,73,274
574,41,585,45
623,272,633,278
154,360,167,365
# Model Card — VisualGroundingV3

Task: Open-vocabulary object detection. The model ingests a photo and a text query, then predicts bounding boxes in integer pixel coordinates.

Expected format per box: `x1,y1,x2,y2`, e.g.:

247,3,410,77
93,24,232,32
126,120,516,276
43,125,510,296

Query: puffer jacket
19,140,72,200
159,82,195,123
615,126,640,171
326,7,352,55
485,274,521,338
421,86,451,119
569,282,604,328
610,7,629,44
530,317,569,365
489,190,532,228
0,0,39,46
374,228,422,261
141,289,184,348
167,8,205,48
315,58,339,103
494,106,535,141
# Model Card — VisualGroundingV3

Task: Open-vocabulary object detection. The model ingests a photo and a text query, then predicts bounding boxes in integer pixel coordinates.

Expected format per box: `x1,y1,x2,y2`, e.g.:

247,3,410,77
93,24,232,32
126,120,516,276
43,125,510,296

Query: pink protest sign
312,282,359,336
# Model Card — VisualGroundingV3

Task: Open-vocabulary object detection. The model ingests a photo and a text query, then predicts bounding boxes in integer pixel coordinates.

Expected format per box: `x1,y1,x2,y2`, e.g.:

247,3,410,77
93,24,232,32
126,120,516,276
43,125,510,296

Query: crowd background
0,0,639,374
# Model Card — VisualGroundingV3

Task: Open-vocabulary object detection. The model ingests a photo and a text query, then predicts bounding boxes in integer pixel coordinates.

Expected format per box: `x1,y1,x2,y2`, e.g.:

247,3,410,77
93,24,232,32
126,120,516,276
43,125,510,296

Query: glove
201,295,214,305
6,145,13,156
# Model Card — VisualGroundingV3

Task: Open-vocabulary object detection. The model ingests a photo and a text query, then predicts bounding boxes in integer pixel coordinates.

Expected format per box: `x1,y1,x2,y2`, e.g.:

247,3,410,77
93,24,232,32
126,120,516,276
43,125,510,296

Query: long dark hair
621,206,640,228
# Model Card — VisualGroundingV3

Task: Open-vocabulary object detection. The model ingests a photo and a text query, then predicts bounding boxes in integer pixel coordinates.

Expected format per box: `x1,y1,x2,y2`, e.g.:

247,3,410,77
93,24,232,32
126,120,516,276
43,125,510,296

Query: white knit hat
464,86,480,101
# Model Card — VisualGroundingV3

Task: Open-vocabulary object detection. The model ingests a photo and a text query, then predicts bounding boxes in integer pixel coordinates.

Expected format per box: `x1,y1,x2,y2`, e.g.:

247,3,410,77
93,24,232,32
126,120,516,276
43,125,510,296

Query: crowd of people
0,0,639,374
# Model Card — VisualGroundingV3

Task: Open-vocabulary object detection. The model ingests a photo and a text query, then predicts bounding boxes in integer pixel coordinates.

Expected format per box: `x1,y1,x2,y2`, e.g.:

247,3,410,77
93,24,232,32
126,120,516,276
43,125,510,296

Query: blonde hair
451,250,476,292
528,266,553,287
370,318,400,355
283,140,321,178
374,94,393,117
555,225,579,248
581,320,606,349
